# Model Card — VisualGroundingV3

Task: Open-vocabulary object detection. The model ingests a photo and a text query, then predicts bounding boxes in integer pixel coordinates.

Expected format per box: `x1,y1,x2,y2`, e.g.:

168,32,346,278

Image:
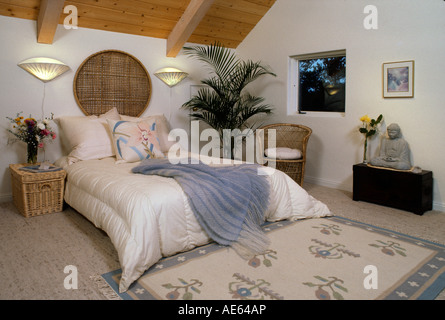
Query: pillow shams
54,111,120,163
54,109,172,163
120,114,174,153
107,119,164,163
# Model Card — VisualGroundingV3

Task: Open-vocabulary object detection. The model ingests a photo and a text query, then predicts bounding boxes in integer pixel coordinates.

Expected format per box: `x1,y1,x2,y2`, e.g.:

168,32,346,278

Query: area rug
100,216,445,300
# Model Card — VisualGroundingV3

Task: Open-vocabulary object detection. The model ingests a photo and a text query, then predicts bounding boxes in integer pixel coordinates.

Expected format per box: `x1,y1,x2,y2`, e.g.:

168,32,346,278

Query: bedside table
9,163,66,218
353,163,433,215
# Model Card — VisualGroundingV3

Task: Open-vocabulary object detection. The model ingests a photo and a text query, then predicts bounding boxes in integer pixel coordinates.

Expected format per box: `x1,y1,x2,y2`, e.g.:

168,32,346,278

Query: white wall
0,15,206,200
2,1,444,212
236,0,445,211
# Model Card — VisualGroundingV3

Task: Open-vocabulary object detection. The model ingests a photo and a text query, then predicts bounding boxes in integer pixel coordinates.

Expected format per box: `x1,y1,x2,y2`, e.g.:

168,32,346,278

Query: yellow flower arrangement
359,114,383,163
360,115,371,123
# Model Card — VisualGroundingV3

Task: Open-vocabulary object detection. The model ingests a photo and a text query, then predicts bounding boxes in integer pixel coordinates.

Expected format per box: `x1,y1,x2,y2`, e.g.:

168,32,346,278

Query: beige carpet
0,183,444,300
103,216,445,300
0,201,120,300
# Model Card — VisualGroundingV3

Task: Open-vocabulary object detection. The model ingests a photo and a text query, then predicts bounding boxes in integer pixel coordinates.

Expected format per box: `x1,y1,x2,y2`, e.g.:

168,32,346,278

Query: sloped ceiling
0,0,276,56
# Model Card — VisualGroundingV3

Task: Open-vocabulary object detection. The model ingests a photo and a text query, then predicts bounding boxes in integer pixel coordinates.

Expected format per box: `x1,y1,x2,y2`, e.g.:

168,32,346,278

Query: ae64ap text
178,304,266,317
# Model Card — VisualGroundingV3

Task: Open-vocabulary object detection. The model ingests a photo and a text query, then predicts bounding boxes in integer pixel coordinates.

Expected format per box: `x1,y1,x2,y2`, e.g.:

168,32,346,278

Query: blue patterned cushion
107,119,164,163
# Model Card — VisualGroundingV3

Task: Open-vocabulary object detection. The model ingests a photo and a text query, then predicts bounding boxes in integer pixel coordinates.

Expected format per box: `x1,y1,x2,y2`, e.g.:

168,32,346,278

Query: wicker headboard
73,50,152,117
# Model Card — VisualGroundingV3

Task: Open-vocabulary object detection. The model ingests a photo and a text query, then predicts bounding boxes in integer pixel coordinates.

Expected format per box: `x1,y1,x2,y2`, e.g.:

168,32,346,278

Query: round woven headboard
73,50,152,117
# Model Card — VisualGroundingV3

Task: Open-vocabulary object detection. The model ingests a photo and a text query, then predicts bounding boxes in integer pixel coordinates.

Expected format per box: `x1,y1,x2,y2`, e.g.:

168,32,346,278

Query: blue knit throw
132,158,271,258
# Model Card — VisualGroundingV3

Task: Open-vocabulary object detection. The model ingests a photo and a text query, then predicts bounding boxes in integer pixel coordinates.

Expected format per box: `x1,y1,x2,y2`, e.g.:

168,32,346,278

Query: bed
54,108,331,293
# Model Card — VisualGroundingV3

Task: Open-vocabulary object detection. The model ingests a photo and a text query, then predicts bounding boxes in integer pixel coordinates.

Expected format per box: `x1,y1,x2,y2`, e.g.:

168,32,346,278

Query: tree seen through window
298,55,346,113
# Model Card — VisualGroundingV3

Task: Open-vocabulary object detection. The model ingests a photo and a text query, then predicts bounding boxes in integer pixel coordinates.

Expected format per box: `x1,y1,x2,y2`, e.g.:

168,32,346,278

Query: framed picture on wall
383,60,414,98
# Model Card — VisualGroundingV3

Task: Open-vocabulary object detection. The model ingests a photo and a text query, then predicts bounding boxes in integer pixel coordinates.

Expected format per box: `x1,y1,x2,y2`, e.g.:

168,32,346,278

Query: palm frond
234,94,273,128
182,42,276,135
230,61,276,94
183,43,239,81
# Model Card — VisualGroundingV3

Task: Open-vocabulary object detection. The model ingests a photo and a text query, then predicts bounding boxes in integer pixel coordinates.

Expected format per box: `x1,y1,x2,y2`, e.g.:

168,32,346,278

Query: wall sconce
155,67,188,87
18,57,70,82
16,57,70,161
154,67,188,122
18,57,70,128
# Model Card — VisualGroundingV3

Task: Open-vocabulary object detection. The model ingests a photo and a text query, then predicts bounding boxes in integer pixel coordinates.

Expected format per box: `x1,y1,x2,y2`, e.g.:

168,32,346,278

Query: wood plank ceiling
0,0,276,56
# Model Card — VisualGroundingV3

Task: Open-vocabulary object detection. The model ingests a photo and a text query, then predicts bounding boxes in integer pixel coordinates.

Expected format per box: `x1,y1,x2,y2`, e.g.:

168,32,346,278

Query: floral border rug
101,216,445,300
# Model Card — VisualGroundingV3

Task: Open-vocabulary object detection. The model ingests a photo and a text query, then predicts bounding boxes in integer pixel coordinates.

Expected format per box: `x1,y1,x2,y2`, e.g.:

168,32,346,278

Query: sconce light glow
155,67,188,87
18,57,70,82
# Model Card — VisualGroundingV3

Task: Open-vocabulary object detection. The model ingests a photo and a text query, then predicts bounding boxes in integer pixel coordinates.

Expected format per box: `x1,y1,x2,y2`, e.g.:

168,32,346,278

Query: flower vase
27,141,38,164
363,138,368,164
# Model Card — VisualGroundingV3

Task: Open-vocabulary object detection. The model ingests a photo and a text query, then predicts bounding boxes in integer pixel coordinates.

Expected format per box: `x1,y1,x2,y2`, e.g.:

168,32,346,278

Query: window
289,50,346,114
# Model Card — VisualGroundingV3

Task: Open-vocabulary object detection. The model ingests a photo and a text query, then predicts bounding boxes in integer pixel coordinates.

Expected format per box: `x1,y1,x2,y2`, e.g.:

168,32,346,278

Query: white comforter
57,156,331,292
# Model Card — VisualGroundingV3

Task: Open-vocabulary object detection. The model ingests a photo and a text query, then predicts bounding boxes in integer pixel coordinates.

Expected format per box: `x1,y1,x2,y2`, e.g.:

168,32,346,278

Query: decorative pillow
265,147,302,160
107,119,164,163
120,114,175,153
54,108,121,163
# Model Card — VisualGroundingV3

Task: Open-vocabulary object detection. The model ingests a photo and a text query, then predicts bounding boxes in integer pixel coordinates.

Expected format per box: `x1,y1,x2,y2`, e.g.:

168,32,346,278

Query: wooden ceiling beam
37,0,65,44
0,0,276,48
166,0,215,57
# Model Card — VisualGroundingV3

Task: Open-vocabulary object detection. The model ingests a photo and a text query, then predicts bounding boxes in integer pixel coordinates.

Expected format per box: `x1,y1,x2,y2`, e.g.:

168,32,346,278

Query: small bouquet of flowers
6,112,57,164
359,114,383,163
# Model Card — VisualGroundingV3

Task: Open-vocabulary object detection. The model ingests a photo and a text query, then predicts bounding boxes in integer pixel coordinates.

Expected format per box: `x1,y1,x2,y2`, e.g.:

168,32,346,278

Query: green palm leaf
183,42,239,82
182,42,275,140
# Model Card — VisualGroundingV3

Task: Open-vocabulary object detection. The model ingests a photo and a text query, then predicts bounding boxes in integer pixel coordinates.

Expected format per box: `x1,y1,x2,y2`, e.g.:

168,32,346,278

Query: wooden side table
9,163,66,218
353,163,433,215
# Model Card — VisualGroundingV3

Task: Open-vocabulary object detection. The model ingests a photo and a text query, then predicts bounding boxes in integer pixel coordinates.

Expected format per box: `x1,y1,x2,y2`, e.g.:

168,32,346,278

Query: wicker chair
257,123,312,186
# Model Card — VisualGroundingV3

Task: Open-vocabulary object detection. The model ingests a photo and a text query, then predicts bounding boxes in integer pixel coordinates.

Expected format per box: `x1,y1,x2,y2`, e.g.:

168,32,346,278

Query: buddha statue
369,123,412,170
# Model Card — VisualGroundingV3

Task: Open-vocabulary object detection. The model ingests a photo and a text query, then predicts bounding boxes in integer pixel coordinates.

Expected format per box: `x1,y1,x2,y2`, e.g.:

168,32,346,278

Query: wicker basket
258,124,312,186
10,164,66,218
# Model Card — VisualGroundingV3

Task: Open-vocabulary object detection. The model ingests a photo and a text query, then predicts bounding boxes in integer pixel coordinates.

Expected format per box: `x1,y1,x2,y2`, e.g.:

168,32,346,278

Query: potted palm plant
182,43,276,159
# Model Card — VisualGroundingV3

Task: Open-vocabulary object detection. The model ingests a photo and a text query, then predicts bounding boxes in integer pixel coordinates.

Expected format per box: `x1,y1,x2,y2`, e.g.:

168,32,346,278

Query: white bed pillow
120,114,175,153
265,147,302,160
107,118,165,163
54,108,120,163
